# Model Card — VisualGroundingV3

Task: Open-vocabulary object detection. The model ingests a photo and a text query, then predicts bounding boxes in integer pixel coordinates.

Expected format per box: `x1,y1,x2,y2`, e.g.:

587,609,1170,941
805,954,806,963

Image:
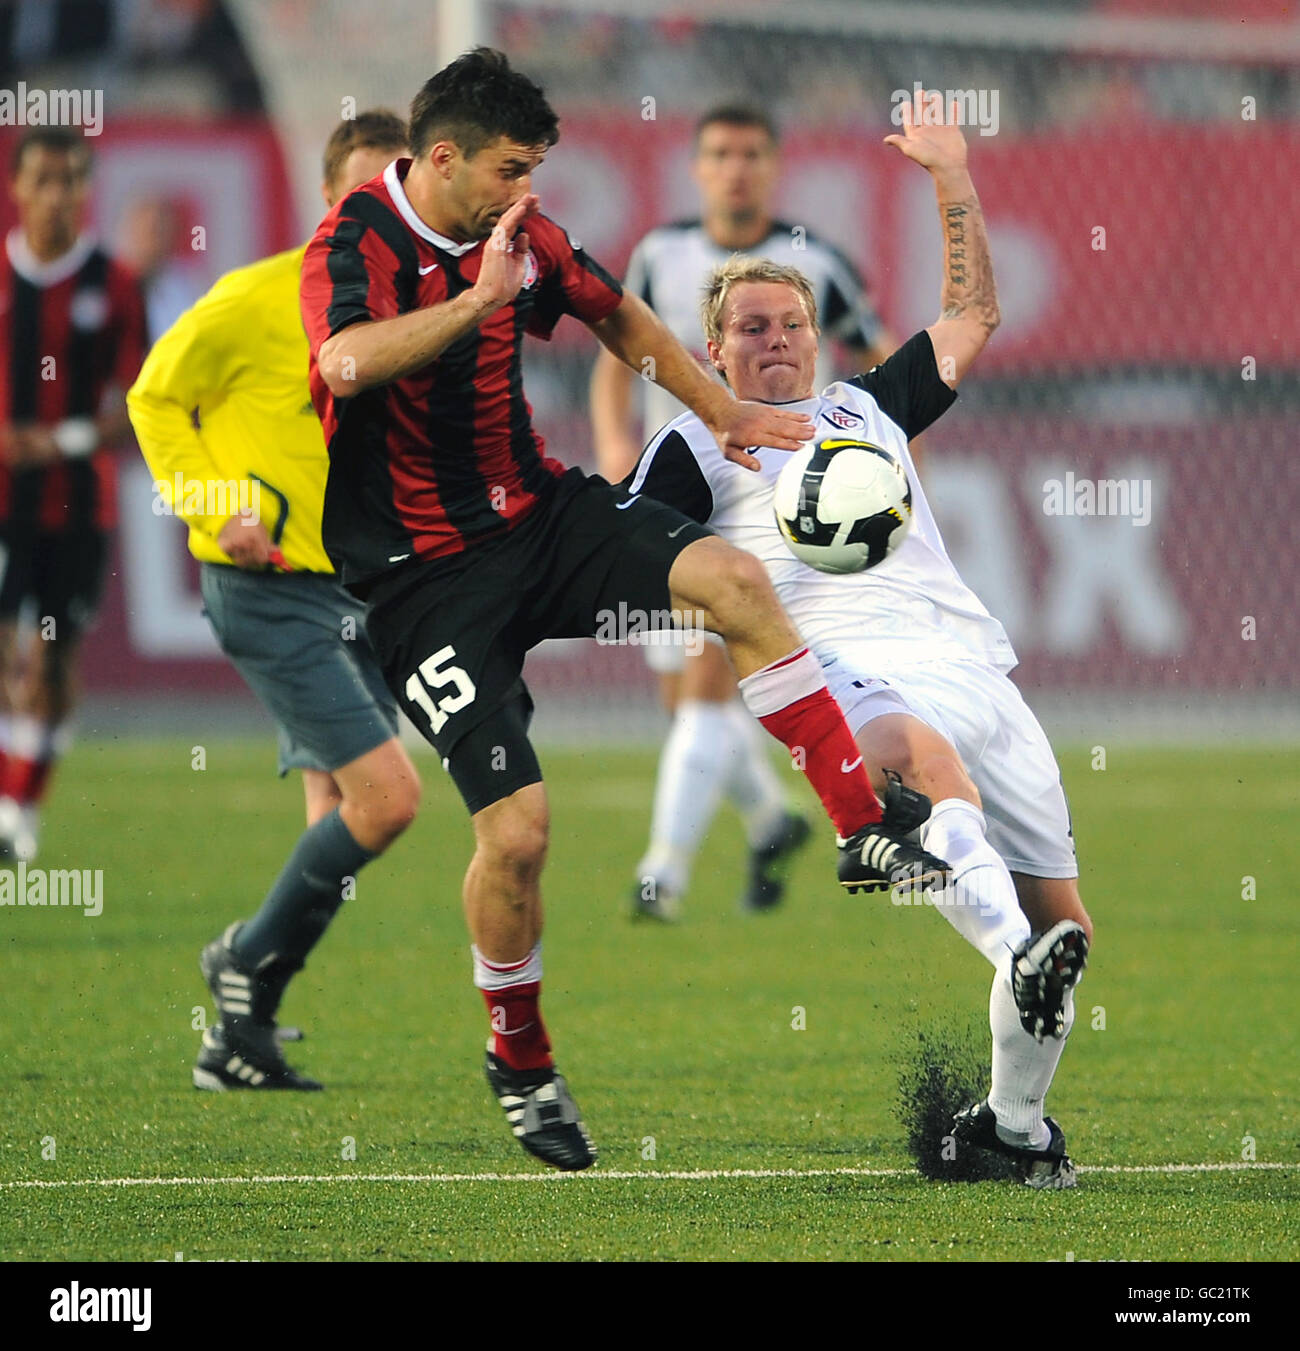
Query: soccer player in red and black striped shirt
300,48,951,1171
0,128,147,861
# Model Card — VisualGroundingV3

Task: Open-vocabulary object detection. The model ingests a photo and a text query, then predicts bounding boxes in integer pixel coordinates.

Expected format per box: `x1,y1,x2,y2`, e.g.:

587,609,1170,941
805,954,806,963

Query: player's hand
709,399,814,472
3,424,59,468
883,91,969,177
472,193,540,312
217,512,274,569
0,424,26,468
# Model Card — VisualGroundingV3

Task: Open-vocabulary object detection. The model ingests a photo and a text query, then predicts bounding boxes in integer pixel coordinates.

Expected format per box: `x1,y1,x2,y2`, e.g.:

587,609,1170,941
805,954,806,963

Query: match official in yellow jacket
128,111,419,1093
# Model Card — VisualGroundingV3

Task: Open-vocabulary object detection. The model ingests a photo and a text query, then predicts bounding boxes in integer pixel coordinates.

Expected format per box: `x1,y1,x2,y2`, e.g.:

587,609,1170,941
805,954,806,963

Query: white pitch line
2,1161,1297,1191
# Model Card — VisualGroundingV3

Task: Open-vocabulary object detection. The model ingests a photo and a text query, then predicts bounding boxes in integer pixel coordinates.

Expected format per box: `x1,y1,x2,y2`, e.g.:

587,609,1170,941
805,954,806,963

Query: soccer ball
773,437,912,574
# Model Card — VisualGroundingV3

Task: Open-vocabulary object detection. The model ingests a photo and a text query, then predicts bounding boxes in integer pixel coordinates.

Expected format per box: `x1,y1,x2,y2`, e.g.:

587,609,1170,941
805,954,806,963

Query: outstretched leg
667,536,948,893
853,707,1088,1185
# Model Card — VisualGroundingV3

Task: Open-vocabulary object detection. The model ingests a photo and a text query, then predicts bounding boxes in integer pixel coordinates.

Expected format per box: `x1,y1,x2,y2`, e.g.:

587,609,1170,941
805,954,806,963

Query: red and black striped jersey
300,157,623,584
0,230,148,532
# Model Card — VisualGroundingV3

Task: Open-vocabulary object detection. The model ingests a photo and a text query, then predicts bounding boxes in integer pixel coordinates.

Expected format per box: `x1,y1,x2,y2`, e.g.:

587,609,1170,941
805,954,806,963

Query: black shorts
363,468,711,810
0,527,107,637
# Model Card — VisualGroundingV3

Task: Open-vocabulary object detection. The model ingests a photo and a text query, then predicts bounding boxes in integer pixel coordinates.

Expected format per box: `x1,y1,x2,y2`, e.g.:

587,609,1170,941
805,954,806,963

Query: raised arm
313,194,540,397
884,93,1000,388
588,291,812,470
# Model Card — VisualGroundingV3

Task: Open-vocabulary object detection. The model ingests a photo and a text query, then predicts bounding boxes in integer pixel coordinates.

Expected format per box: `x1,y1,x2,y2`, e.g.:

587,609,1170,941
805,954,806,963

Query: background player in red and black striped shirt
300,48,951,1172
0,128,147,861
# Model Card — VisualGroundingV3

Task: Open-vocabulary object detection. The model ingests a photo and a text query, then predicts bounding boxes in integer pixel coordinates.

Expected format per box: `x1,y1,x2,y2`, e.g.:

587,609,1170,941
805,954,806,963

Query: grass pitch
1,739,1297,1262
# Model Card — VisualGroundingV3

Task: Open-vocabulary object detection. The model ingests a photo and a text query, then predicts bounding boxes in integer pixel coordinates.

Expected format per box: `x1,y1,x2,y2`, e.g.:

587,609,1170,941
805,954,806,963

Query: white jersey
624,219,885,444
627,331,1017,674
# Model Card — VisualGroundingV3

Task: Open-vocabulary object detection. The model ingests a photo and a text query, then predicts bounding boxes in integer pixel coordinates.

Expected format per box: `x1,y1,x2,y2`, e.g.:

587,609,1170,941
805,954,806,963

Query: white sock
920,797,1065,1149
637,699,737,896
721,701,789,847
989,974,1074,1148
919,798,1030,966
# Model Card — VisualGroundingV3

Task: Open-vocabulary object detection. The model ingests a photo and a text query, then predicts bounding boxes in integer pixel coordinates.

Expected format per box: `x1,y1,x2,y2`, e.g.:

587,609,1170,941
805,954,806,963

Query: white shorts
823,656,1078,879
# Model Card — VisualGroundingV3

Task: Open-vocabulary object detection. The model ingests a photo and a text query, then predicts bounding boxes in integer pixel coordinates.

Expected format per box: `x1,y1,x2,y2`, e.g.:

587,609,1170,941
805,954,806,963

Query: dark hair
408,47,558,160
694,104,779,147
11,127,91,177
322,108,408,190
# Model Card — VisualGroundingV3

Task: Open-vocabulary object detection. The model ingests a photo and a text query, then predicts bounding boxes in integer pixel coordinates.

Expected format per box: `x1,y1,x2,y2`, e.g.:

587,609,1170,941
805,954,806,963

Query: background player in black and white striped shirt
590,105,899,920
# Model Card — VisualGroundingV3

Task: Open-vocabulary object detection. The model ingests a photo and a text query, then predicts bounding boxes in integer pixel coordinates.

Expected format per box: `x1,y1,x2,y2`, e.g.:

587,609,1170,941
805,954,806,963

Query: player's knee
477,797,549,885
30,646,77,715
706,546,773,624
22,681,71,724
370,774,421,846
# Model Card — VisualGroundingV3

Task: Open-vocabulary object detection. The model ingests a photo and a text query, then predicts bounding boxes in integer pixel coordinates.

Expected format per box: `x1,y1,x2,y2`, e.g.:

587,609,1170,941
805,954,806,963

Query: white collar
6,230,97,287
382,159,478,257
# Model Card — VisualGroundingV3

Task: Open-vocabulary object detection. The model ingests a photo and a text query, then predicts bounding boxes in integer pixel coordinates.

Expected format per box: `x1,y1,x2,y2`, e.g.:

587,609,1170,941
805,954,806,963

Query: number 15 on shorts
405,645,477,734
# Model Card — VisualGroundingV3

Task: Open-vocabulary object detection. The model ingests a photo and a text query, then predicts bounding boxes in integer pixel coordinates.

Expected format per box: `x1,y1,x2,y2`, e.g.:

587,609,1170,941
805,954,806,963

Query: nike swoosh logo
495,1021,536,1037
615,496,640,510
388,553,411,562
841,756,864,773
418,262,439,275
667,522,690,538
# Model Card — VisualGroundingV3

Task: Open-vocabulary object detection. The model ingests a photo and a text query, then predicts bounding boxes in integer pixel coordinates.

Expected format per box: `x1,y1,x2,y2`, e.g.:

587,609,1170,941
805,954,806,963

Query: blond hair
700,256,819,348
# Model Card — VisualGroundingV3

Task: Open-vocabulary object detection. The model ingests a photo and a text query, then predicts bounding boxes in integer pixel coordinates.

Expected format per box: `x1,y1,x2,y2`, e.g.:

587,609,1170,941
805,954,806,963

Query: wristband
53,419,98,459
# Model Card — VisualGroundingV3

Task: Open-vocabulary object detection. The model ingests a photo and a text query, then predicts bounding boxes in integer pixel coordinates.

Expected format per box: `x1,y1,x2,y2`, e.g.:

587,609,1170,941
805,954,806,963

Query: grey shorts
200,563,398,777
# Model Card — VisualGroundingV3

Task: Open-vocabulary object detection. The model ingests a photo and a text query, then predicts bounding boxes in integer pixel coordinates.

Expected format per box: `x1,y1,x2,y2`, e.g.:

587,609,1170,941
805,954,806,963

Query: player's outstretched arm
884,93,1000,388
314,195,540,397
589,292,812,470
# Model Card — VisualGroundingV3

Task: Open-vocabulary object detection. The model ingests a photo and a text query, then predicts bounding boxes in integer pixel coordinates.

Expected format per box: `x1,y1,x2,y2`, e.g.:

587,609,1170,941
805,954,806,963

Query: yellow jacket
128,244,334,573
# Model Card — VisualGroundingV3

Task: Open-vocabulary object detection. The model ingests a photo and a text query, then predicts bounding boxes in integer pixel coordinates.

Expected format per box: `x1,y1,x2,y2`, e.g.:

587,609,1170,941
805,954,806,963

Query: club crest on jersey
521,251,539,290
823,405,863,431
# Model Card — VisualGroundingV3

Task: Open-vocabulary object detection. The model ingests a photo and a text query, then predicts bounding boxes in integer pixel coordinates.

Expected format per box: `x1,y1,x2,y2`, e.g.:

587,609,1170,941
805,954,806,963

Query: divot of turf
896,1020,1019,1183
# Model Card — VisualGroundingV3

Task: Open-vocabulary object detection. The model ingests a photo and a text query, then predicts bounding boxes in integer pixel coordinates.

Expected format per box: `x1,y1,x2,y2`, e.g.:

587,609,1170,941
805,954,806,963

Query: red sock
481,983,552,1070
740,648,881,838
3,716,61,805
474,945,553,1071
4,754,54,804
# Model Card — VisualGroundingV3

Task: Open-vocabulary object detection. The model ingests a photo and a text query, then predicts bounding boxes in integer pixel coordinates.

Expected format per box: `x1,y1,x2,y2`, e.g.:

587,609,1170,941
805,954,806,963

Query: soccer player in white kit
626,95,1092,1187
591,105,898,919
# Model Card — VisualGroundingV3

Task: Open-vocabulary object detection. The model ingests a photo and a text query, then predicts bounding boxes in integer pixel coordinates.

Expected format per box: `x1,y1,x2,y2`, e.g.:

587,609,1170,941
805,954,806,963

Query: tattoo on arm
939,195,999,334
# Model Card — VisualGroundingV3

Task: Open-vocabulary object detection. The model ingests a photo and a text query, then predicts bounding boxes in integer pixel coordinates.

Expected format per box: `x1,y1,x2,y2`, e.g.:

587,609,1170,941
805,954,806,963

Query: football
773,437,913,574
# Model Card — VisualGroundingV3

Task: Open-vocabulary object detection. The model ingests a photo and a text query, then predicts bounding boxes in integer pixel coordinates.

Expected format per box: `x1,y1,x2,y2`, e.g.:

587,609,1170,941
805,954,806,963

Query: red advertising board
27,116,1291,699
